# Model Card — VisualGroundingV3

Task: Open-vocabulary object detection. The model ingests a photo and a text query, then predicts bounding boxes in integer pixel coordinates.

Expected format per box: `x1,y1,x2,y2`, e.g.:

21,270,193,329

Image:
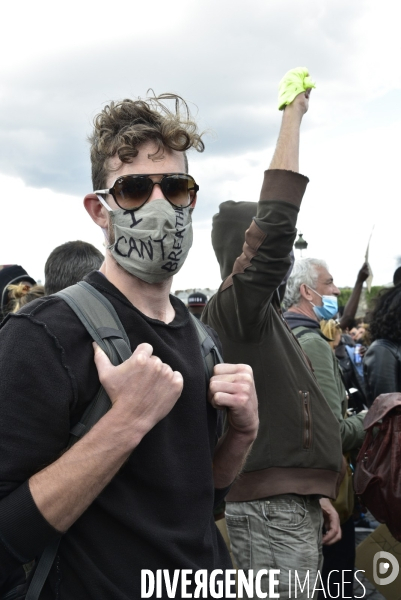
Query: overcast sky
1,0,400,293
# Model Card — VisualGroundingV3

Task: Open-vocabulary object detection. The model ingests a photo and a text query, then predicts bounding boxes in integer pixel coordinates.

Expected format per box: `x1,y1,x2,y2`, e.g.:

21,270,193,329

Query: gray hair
282,258,328,310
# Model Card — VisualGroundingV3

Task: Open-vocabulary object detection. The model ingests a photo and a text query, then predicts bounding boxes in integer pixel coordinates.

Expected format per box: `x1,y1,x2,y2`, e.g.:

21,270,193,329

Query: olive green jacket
291,325,365,453
203,169,343,501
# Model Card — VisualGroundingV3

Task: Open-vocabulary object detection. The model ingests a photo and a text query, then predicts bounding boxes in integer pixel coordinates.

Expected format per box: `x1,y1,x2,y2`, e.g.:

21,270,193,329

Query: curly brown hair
369,285,401,344
89,92,205,191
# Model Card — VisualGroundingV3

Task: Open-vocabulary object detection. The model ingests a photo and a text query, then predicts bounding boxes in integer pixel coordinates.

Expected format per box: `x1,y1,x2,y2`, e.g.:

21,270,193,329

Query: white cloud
0,0,400,291
0,173,103,283
298,116,401,287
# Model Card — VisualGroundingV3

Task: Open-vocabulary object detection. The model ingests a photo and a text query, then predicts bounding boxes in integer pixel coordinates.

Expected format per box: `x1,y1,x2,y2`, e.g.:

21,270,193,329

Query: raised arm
339,263,370,331
269,89,310,172
204,86,311,341
206,83,311,484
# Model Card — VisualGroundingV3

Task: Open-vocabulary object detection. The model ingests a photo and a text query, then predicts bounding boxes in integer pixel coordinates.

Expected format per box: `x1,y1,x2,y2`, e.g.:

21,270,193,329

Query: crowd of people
0,70,399,600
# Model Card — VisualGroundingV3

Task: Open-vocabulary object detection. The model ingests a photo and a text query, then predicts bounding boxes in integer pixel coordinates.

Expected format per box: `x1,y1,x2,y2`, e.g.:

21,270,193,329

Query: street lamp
294,233,308,257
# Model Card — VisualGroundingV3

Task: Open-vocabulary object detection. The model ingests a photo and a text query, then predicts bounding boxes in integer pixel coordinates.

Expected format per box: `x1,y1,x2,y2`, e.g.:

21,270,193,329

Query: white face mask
100,198,193,284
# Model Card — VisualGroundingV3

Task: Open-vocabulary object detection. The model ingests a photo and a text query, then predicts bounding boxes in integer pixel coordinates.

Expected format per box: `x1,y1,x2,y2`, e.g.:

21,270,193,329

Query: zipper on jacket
300,391,312,449
276,304,317,376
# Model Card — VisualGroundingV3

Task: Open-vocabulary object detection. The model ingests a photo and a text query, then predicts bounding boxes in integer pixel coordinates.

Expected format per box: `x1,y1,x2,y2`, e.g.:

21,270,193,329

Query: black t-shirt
0,271,231,599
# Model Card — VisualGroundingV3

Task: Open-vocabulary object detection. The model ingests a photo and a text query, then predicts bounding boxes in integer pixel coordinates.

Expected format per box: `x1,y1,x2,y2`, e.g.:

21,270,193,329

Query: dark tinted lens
113,176,152,209
162,175,196,207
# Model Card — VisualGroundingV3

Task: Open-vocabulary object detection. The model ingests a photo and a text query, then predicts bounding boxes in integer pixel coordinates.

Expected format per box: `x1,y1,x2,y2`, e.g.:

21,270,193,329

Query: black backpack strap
295,327,331,342
57,281,132,445
25,281,132,600
57,281,131,365
190,314,223,384
24,538,61,600
295,328,310,340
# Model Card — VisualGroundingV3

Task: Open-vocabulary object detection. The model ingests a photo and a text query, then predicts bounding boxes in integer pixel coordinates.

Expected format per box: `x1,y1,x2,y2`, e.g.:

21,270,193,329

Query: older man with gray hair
283,257,366,598
283,257,365,450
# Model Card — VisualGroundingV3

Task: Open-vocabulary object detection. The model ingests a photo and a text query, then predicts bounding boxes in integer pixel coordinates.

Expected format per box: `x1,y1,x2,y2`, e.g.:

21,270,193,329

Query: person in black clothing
0,94,258,599
0,264,36,319
363,284,401,403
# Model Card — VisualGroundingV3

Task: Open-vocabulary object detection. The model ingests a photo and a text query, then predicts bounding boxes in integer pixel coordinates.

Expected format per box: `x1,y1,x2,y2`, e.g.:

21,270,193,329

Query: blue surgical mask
307,287,338,320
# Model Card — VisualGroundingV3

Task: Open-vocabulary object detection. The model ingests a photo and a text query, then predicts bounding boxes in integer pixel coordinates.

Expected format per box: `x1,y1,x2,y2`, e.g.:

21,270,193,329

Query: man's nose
333,285,340,296
147,181,167,203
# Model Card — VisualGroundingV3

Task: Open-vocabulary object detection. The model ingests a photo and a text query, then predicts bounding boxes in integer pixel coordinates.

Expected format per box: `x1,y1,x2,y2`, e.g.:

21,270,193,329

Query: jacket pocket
300,391,312,449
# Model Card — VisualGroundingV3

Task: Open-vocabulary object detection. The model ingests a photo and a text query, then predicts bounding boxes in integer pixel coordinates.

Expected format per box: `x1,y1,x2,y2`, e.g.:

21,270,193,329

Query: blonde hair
320,319,342,350
7,282,45,313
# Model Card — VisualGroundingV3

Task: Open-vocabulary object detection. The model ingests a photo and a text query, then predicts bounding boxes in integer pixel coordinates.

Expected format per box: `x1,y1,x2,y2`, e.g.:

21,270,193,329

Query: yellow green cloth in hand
278,67,316,110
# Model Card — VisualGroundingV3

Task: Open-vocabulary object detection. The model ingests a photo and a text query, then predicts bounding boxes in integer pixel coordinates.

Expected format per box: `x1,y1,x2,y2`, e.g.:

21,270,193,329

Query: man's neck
100,256,175,324
287,301,318,322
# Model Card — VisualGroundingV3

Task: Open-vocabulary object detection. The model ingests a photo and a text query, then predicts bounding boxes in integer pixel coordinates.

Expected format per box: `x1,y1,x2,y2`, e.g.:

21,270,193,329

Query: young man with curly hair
0,95,258,598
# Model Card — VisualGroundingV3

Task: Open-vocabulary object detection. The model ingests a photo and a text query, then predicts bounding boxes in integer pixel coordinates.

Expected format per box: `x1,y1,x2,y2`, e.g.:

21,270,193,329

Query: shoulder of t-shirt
10,294,70,321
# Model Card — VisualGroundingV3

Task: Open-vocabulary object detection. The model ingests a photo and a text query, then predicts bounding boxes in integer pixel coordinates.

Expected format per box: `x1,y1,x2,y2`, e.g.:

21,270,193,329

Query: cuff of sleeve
0,481,60,562
357,413,367,444
259,169,309,208
214,485,231,509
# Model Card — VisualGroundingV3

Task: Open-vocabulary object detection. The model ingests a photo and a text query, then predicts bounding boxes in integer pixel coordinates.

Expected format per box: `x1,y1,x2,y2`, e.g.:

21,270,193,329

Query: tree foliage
338,286,386,310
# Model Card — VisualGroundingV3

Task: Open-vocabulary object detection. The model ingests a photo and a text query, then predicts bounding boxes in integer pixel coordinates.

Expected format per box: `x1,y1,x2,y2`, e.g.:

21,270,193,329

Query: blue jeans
225,494,323,599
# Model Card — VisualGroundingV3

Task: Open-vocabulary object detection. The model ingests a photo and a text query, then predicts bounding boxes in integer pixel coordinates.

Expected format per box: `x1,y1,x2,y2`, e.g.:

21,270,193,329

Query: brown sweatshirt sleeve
258,169,308,207
203,169,308,342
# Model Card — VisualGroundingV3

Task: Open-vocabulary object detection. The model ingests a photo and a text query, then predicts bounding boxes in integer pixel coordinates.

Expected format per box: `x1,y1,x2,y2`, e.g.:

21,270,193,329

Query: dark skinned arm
340,263,370,330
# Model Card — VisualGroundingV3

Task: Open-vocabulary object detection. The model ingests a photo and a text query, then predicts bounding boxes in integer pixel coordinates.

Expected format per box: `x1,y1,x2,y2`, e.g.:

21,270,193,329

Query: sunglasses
94,173,199,211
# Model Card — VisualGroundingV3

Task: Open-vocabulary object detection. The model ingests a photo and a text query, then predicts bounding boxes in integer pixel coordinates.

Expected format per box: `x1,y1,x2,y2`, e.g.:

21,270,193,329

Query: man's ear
299,283,313,302
188,196,197,216
84,194,109,229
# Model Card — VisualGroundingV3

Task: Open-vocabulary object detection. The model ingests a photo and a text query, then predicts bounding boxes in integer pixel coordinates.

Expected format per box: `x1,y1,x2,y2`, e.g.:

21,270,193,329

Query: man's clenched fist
93,342,183,445
208,363,259,439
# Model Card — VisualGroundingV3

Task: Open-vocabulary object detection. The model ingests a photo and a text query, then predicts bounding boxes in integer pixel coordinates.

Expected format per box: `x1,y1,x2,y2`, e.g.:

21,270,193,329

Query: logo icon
373,551,399,586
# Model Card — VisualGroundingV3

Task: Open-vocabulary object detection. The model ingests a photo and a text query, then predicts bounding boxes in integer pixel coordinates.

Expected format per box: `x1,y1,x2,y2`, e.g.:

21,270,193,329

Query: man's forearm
29,407,142,532
212,426,257,489
269,103,305,172
340,413,365,453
